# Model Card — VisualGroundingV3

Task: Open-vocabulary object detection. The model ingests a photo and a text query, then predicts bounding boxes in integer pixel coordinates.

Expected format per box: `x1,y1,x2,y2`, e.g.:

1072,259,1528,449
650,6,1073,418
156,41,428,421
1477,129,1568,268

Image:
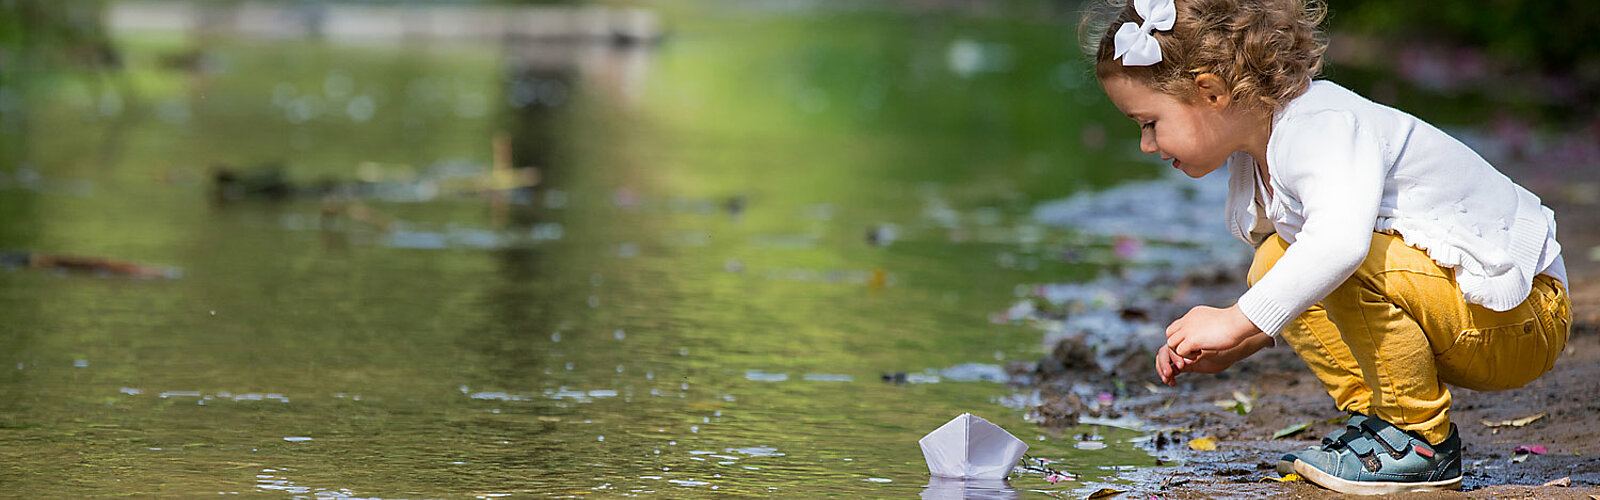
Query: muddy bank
1104,321,1600,499
1006,165,1600,497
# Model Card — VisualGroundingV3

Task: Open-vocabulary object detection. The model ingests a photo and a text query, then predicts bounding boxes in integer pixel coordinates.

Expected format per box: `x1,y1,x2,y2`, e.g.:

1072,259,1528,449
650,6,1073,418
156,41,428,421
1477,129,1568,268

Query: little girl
1083,0,1572,494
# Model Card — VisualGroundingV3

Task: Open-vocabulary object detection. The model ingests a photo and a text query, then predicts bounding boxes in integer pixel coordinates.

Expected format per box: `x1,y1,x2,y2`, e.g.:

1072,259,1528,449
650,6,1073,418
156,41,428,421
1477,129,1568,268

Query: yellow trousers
1249,232,1571,445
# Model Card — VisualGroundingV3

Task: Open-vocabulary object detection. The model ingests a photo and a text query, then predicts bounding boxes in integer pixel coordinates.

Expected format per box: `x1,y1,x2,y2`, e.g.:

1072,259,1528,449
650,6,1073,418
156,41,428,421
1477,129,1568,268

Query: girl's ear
1193,73,1232,109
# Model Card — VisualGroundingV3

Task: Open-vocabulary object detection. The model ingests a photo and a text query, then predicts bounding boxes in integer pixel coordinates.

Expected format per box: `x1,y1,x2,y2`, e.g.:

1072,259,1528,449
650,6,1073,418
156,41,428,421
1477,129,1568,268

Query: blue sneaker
1277,415,1461,494
1276,414,1372,475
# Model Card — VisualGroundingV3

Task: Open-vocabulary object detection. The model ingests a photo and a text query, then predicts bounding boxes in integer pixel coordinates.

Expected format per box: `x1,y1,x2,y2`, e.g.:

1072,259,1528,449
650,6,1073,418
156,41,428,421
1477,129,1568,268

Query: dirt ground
1019,182,1600,498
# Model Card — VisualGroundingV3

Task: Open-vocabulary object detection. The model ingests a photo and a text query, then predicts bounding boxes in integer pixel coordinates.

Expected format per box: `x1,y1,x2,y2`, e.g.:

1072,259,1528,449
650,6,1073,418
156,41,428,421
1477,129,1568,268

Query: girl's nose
1139,131,1158,155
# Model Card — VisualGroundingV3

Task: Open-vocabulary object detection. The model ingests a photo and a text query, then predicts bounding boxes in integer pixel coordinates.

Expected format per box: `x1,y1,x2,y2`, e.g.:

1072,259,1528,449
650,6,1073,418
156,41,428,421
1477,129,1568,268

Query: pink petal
1513,445,1548,455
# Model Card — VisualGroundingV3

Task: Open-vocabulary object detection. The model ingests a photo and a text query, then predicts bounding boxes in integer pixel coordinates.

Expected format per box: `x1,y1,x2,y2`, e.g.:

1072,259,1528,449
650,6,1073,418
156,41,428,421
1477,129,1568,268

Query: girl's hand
1155,340,1263,386
1165,304,1262,361
1155,345,1188,386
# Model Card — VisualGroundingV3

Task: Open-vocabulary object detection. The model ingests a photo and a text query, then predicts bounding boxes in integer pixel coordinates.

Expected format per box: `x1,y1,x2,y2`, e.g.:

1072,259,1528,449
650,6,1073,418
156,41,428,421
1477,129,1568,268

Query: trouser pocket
1440,291,1561,392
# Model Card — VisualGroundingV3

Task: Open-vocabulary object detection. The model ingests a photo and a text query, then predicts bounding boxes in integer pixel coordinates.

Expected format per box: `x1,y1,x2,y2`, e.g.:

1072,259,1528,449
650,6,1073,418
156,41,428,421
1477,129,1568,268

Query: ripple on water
743,370,788,382
470,392,527,401
939,363,1007,382
667,479,711,487
801,373,853,382
254,468,357,497
728,446,784,457
122,389,293,403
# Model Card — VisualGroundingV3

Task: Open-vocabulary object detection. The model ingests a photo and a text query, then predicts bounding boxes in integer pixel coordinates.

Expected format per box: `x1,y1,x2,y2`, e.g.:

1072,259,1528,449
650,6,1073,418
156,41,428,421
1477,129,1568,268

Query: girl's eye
1141,122,1155,130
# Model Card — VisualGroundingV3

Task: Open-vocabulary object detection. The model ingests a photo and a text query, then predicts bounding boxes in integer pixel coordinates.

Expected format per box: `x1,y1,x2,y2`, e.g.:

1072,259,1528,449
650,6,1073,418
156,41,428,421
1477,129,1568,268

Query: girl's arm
1168,110,1384,359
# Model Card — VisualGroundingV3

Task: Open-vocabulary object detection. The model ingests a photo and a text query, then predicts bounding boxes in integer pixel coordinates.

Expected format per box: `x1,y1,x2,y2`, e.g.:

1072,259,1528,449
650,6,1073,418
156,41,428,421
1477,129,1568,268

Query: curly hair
1083,0,1328,110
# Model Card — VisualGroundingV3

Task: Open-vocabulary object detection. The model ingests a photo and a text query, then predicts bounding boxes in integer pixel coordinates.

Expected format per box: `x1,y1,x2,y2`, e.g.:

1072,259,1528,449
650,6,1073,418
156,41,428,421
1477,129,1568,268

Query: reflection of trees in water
499,39,656,206
502,45,577,208
5,0,660,385
3,1,119,69
0,1,119,406
462,37,657,384
1,1,130,237
2,0,120,165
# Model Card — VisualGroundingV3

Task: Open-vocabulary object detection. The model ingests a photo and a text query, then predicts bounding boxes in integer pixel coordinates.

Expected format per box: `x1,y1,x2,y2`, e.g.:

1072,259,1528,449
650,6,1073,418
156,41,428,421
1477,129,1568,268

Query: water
0,3,1162,497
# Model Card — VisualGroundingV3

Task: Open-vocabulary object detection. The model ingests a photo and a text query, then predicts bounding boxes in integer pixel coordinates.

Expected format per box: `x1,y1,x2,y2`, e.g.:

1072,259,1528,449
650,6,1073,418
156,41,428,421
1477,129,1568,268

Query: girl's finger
1174,339,1201,359
1165,330,1185,352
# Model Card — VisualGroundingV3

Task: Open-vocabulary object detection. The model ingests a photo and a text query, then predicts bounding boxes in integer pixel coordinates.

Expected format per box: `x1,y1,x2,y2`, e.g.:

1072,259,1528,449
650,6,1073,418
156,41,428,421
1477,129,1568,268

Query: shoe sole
1292,459,1461,495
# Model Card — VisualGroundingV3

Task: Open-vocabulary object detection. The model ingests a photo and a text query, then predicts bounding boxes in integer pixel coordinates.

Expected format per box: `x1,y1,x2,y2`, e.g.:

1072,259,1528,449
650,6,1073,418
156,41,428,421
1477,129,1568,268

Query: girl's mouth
1172,159,1183,169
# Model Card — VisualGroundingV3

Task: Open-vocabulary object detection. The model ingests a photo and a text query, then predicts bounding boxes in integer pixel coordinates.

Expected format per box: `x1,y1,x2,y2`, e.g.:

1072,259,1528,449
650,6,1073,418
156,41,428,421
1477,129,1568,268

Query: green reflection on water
0,4,1163,497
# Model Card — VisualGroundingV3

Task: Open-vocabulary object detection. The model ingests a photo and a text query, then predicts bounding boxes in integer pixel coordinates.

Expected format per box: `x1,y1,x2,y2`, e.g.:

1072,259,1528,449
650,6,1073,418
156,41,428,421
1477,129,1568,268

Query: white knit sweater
1226,81,1566,338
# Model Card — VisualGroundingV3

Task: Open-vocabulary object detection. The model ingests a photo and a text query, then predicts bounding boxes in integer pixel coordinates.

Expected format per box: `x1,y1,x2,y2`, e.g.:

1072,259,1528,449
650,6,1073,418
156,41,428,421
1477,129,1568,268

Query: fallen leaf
1481,412,1546,428
1045,473,1073,484
1188,436,1217,451
1261,473,1301,482
1211,389,1256,416
1211,400,1248,416
1271,421,1312,440
1543,477,1571,487
1514,445,1548,455
1512,454,1531,464
1087,488,1126,499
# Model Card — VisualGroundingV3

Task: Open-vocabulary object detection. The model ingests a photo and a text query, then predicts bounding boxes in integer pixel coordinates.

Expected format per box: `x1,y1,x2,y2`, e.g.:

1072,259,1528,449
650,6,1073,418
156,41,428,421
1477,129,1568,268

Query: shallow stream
0,3,1172,497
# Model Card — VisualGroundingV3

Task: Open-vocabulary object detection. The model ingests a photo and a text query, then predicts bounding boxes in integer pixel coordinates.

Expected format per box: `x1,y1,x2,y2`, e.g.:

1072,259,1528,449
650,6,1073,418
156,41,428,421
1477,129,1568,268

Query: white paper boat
918,413,1028,480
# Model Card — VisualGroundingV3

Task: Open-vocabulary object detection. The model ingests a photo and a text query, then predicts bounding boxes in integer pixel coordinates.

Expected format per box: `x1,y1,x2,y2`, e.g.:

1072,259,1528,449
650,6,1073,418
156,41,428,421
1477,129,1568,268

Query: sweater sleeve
1238,110,1386,337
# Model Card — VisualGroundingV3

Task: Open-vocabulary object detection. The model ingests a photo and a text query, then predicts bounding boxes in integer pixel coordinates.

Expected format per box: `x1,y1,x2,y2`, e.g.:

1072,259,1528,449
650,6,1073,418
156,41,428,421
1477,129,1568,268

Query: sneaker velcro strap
1358,418,1415,459
1321,426,1362,449
1347,437,1378,456
1321,414,1368,449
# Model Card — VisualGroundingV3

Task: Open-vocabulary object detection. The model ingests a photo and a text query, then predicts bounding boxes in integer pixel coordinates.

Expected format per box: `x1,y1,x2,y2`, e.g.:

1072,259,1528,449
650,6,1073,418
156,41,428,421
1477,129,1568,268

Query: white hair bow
1113,0,1176,66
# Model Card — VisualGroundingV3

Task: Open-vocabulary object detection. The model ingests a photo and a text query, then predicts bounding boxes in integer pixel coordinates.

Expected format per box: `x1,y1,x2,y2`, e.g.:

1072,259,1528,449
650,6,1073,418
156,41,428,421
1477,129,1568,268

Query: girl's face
1099,75,1242,178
